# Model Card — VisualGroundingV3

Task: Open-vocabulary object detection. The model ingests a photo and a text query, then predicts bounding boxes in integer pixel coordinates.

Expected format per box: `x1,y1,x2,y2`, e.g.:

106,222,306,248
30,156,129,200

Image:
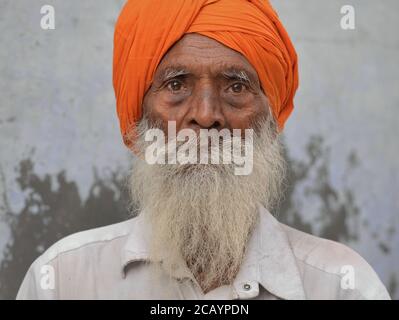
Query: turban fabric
113,0,298,148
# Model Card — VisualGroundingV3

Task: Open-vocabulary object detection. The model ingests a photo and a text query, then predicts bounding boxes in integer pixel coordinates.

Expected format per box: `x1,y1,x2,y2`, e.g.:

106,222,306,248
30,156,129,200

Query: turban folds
113,0,298,147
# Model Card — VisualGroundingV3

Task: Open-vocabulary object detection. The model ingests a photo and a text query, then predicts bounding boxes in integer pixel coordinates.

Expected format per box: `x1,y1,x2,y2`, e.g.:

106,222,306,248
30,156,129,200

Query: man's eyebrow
156,65,258,87
157,66,190,82
220,68,255,86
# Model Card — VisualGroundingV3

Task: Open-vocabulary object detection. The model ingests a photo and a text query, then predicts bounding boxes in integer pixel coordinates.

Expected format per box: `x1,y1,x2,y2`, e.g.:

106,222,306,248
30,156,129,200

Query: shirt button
243,283,251,291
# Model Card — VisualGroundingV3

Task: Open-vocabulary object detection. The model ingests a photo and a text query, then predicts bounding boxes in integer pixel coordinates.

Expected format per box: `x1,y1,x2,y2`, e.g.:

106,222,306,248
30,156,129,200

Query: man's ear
123,124,142,156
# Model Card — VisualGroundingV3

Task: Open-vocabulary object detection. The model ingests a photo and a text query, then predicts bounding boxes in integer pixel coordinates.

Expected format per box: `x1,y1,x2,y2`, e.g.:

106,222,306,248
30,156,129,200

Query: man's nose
185,82,225,131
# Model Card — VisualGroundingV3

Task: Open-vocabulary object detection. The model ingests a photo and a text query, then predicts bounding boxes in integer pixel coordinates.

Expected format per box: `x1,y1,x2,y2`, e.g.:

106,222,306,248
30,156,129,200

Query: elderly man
17,0,389,299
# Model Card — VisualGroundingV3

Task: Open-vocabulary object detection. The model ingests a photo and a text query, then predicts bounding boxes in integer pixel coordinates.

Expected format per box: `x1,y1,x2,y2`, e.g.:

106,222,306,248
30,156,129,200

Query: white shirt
16,205,390,300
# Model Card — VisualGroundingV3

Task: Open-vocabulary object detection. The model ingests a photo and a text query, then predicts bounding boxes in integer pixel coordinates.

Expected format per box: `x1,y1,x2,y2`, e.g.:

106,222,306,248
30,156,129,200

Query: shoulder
16,217,137,299
280,223,391,300
39,218,135,264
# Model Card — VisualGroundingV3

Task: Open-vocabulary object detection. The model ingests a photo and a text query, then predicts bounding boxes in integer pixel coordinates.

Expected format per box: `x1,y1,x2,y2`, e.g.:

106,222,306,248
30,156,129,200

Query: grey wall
0,0,398,299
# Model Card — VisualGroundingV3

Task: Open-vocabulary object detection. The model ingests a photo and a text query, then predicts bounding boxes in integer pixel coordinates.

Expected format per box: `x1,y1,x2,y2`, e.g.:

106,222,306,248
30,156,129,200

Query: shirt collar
121,205,306,300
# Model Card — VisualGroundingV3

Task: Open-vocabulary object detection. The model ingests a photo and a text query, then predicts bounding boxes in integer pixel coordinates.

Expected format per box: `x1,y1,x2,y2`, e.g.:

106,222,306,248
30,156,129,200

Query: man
17,0,390,299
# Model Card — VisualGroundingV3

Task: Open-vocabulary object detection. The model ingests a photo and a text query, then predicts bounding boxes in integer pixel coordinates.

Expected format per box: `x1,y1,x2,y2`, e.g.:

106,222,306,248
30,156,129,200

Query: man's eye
229,82,248,94
166,80,183,92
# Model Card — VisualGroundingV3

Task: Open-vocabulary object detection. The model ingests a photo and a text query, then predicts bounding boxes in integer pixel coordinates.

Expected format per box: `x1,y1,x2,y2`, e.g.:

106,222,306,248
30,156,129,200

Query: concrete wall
0,0,398,299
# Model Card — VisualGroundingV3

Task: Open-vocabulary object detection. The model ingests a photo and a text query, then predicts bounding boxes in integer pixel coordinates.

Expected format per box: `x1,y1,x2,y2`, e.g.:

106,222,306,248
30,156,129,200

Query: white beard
128,114,286,292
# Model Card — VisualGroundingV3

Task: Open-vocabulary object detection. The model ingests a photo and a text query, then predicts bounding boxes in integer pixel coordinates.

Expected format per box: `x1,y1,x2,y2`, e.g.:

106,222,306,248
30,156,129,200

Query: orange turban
113,0,298,148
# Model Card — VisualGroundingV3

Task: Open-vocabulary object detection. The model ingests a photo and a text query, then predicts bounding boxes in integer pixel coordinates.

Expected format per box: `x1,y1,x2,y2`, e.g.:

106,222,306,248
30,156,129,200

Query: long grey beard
128,115,286,292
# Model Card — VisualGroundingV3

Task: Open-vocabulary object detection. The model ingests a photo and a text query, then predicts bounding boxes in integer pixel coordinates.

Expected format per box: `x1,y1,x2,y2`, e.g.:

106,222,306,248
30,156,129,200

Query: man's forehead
154,33,259,82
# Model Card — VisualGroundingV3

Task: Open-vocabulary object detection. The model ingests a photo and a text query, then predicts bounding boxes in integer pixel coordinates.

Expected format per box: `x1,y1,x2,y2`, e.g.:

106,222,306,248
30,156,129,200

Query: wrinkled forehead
153,33,261,88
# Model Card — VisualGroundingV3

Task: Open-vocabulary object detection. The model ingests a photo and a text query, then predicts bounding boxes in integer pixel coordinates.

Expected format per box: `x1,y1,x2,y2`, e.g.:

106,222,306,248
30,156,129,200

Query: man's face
130,33,285,293
142,33,269,135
